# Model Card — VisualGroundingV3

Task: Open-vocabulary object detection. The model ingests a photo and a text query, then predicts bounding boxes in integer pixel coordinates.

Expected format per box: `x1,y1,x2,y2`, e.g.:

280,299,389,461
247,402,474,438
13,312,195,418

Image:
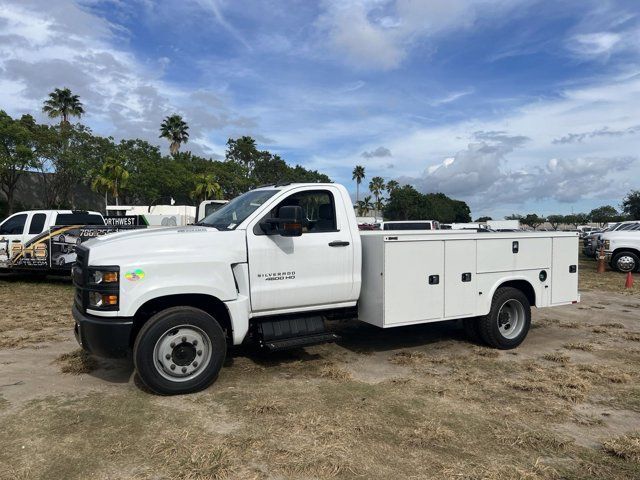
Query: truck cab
0,210,104,267
72,183,578,395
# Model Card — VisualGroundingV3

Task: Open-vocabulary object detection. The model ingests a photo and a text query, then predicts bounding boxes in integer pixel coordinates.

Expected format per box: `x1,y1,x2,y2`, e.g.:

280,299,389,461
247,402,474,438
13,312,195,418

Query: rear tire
479,287,531,349
133,307,227,395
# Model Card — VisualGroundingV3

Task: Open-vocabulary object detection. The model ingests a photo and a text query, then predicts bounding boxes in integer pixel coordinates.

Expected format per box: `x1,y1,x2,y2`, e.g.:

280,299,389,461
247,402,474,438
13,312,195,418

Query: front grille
73,246,89,311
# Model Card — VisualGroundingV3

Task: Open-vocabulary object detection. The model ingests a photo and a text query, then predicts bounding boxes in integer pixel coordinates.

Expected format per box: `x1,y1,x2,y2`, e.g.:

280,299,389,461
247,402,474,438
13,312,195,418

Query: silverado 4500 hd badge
257,271,295,281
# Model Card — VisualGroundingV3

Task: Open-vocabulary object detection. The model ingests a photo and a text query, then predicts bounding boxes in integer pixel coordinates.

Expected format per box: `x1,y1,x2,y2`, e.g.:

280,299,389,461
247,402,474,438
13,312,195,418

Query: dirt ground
0,257,639,479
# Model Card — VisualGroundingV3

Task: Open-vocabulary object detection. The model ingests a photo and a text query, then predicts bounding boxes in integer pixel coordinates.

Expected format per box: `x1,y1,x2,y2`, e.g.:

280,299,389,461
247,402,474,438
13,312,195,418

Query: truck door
247,187,354,313
444,239,477,317
0,212,29,260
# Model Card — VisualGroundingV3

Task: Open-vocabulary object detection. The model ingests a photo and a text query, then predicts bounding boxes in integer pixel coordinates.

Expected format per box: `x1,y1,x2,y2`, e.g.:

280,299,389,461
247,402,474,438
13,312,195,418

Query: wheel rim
153,325,212,382
616,255,636,272
497,299,526,340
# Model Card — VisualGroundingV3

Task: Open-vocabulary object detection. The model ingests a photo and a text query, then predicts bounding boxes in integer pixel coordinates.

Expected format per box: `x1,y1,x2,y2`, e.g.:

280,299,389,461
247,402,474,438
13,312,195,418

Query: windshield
198,189,277,230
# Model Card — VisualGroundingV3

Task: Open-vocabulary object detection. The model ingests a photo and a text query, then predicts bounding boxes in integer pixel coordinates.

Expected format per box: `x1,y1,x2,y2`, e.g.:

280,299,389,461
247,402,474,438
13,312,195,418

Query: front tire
133,307,227,395
479,287,531,349
612,251,639,273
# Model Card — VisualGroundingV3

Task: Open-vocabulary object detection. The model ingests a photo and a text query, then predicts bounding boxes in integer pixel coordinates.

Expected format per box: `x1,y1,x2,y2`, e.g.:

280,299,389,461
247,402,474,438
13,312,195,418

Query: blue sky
1,0,639,219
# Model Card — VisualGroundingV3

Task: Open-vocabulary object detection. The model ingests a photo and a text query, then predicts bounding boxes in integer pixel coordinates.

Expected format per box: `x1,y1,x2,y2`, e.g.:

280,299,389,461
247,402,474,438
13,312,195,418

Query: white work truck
72,183,579,394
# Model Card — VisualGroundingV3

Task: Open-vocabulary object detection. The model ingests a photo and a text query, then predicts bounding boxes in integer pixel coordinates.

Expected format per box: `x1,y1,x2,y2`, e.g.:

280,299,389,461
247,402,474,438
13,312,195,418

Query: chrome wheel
153,325,212,382
497,299,526,340
616,255,636,272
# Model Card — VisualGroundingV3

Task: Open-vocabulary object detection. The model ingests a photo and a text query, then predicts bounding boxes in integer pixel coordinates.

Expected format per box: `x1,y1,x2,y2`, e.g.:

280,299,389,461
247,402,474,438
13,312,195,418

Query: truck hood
83,225,247,266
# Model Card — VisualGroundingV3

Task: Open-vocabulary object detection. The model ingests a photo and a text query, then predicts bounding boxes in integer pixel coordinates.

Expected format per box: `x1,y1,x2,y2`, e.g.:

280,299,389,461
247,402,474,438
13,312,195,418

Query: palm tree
159,114,189,155
386,179,399,195
91,156,130,207
369,176,385,220
352,165,366,204
191,173,222,203
42,87,85,126
356,195,374,216
375,197,385,215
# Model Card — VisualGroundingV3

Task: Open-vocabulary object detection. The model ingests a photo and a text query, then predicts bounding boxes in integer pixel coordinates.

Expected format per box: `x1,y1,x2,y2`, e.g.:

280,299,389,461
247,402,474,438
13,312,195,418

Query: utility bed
358,231,579,328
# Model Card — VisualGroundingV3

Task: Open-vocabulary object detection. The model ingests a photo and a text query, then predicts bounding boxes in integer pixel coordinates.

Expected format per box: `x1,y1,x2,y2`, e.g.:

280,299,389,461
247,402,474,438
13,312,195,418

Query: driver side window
269,190,337,233
0,214,27,235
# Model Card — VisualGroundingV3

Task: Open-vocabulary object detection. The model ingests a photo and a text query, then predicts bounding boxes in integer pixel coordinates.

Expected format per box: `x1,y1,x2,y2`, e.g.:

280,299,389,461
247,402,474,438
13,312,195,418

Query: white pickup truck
602,226,640,272
72,182,579,394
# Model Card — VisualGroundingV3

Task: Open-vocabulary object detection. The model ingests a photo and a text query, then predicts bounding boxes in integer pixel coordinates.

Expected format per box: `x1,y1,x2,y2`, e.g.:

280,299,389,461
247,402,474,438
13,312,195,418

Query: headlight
90,269,119,284
89,292,119,308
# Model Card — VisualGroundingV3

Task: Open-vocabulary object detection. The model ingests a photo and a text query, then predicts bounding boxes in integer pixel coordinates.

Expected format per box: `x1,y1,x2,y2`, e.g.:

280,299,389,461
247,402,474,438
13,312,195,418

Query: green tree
352,165,366,203
622,190,640,220
383,185,424,220
547,214,565,230
0,112,39,214
386,179,399,195
226,136,258,176
91,155,130,207
356,195,373,216
475,216,492,222
521,214,545,230
191,173,222,203
42,87,84,126
159,114,189,155
505,214,523,221
589,205,619,227
368,176,385,219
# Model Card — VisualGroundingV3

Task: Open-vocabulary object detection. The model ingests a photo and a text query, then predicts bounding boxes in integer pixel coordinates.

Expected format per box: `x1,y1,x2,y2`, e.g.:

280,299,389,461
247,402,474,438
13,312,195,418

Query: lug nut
182,367,187,373
193,340,198,346
193,361,198,368
165,354,171,360
170,364,176,370
170,342,175,348
197,350,202,356
182,336,187,343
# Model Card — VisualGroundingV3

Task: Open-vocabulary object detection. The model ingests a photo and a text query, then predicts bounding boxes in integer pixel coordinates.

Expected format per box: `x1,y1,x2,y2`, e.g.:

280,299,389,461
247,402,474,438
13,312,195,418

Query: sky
0,0,639,219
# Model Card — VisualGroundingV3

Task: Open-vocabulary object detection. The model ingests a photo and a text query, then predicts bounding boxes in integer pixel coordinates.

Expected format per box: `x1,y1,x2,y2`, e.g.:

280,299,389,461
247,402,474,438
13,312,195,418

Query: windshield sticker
125,269,145,281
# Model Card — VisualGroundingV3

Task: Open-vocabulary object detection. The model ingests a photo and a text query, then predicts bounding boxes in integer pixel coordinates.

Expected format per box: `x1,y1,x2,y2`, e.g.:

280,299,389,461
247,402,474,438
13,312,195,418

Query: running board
262,332,339,351
255,315,339,351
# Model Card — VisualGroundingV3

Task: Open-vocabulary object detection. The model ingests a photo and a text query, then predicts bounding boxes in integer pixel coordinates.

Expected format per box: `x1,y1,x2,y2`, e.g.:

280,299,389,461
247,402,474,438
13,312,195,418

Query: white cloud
316,0,530,70
567,32,621,57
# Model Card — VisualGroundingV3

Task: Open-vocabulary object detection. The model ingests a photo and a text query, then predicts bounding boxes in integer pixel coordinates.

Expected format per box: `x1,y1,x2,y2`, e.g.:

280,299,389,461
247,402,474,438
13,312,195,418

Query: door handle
328,240,350,247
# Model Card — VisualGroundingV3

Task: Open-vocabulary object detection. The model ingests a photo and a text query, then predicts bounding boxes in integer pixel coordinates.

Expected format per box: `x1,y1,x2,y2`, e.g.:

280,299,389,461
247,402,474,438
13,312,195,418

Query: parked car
72,181,579,394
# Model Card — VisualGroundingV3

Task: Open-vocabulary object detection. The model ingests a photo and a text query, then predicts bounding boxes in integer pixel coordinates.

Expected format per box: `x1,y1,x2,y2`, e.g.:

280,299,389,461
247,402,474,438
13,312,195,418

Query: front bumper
73,304,133,358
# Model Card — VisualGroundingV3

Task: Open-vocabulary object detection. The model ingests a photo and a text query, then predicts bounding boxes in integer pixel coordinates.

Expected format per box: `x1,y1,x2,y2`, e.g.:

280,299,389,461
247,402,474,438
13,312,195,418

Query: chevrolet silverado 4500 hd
72,183,580,394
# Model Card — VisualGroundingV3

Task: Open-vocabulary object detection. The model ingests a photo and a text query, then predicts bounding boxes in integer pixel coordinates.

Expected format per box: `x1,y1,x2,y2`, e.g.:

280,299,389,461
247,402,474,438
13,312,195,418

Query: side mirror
277,205,304,237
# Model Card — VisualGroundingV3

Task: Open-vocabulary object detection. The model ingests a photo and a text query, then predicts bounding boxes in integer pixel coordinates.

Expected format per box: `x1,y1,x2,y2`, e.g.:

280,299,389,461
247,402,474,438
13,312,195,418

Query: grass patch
152,431,232,479
318,364,352,380
603,432,640,463
388,350,427,365
563,342,595,352
543,352,571,363
55,349,98,374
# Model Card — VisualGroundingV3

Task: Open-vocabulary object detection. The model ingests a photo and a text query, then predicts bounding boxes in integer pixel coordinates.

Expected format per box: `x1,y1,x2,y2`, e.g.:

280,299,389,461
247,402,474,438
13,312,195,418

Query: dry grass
543,352,571,363
318,363,352,380
578,256,640,294
603,432,640,463
0,278,73,348
388,350,427,365
55,348,98,374
600,322,626,329
563,342,595,352
151,431,232,479
2,266,640,479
